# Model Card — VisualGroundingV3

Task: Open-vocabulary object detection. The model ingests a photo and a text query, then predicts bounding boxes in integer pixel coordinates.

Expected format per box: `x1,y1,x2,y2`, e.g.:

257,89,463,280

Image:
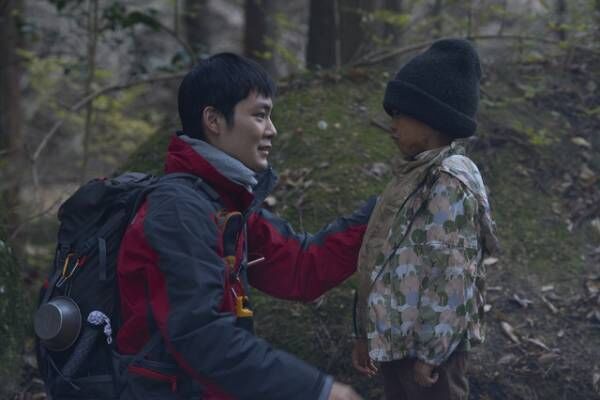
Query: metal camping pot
34,296,82,352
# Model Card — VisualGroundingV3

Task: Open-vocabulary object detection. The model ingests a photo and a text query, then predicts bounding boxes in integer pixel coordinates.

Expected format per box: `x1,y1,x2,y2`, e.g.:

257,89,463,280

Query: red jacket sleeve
246,197,376,301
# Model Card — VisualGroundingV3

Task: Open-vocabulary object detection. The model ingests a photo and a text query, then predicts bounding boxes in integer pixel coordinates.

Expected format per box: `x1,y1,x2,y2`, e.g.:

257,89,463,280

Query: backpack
34,172,205,399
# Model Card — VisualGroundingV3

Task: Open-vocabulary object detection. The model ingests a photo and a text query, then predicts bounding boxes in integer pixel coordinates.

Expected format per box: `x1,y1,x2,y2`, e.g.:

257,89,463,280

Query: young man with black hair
351,39,499,400
117,53,373,400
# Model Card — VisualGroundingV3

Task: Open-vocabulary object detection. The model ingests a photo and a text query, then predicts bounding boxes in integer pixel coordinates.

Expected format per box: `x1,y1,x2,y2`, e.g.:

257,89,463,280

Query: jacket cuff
317,375,334,400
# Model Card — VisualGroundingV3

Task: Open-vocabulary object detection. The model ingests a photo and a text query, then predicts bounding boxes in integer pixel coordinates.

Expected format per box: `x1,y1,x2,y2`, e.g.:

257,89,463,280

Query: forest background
1,0,599,399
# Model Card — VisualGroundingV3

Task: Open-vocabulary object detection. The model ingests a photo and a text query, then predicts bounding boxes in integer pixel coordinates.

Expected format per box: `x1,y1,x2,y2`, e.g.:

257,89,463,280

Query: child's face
389,115,448,158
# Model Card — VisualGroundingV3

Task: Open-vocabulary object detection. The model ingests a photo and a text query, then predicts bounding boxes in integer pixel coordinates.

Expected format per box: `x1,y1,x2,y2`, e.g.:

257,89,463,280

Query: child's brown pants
380,351,469,400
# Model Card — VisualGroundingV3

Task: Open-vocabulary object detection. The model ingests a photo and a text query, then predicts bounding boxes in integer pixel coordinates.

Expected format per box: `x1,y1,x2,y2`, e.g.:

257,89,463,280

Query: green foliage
511,120,555,146
256,12,305,73
369,9,411,27
91,87,158,166
264,37,303,69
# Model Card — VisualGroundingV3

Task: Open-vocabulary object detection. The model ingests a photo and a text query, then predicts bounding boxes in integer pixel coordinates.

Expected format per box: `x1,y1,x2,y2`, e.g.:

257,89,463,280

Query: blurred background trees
1,0,595,242
0,0,599,397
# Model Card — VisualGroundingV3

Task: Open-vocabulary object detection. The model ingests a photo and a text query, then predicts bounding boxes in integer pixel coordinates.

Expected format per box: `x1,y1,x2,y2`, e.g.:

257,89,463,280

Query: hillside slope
125,52,600,399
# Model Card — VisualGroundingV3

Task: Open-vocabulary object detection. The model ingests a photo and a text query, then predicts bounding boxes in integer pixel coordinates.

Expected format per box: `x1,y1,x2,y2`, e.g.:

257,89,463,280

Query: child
352,39,498,400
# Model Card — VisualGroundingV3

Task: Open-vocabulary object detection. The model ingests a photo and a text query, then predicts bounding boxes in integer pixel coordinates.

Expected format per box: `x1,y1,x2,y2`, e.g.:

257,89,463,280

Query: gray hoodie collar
178,134,258,191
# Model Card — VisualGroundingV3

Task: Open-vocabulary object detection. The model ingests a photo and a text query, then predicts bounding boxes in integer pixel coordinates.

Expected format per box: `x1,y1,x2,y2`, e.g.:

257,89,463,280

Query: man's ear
202,106,223,137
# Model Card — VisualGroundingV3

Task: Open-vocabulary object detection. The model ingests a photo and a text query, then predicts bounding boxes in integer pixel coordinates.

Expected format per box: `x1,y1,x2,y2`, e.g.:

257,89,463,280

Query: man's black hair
177,53,276,140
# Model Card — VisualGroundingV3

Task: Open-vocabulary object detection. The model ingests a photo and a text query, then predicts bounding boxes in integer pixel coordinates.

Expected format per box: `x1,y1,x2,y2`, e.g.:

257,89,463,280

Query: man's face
211,92,277,172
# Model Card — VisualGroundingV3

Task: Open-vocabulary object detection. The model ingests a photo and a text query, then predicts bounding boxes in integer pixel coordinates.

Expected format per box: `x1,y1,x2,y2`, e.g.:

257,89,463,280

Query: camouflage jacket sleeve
409,171,480,366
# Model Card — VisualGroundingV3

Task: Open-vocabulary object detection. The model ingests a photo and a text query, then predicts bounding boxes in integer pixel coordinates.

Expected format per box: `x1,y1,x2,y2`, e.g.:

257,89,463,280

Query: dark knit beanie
383,38,481,138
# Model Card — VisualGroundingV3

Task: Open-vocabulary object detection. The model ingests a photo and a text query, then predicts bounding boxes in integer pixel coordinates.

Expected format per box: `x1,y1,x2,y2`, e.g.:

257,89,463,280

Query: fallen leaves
586,275,600,297
523,337,551,352
571,137,592,149
511,293,534,308
500,321,521,344
540,295,559,314
365,162,390,179
586,309,600,323
593,372,600,394
537,352,560,365
579,164,597,186
541,284,555,292
483,257,499,266
498,353,518,365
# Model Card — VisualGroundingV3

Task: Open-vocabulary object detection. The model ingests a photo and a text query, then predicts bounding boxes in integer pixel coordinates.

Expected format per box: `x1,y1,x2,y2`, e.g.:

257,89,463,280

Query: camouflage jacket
355,144,498,366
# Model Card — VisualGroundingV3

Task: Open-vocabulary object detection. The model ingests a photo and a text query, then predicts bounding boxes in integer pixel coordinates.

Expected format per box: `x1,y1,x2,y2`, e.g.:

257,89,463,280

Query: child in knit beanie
352,39,498,400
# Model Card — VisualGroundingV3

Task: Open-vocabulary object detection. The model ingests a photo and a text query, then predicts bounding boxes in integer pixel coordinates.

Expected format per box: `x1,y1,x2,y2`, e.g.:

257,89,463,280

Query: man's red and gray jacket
116,133,375,399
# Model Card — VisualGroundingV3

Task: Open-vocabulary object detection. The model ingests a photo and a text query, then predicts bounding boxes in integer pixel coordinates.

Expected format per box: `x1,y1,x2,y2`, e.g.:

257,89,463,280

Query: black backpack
35,172,203,399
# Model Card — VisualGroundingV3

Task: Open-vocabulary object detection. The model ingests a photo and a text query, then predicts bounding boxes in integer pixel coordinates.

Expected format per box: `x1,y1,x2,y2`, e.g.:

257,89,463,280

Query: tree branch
31,72,186,162
351,34,597,67
8,196,63,240
152,16,196,64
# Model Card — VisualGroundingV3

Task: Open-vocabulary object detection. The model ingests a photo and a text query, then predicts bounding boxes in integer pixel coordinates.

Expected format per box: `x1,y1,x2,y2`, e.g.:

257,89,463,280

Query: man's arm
246,197,377,302
142,185,331,400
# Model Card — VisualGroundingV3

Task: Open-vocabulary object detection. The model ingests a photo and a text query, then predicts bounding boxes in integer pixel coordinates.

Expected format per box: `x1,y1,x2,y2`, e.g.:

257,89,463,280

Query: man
351,39,499,400
117,53,373,400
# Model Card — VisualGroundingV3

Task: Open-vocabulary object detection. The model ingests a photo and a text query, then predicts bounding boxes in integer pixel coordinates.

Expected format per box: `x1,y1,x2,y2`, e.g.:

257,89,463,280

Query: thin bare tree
431,0,443,39
383,0,404,47
244,0,277,75
183,0,210,56
307,0,339,69
0,0,25,240
81,0,99,183
555,0,567,41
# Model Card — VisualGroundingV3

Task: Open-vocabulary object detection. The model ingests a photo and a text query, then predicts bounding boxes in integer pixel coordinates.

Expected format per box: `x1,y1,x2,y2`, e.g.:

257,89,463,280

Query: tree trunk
466,0,473,38
338,0,375,64
383,0,403,47
81,0,99,183
431,0,443,39
596,0,600,41
0,0,25,243
307,0,338,69
244,0,277,75
0,237,25,397
0,1,26,394
555,0,567,41
183,0,211,56
338,0,362,64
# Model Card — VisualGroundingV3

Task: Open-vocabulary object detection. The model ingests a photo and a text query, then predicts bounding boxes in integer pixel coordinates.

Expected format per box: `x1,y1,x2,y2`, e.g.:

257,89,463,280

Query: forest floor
12,45,600,399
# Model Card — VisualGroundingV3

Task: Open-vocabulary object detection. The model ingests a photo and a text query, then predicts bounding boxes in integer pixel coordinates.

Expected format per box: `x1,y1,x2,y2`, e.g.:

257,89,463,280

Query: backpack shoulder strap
158,173,220,203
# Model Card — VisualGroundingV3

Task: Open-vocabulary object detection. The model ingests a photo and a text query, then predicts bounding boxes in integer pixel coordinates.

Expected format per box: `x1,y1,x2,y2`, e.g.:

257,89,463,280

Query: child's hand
413,359,439,387
351,339,378,377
